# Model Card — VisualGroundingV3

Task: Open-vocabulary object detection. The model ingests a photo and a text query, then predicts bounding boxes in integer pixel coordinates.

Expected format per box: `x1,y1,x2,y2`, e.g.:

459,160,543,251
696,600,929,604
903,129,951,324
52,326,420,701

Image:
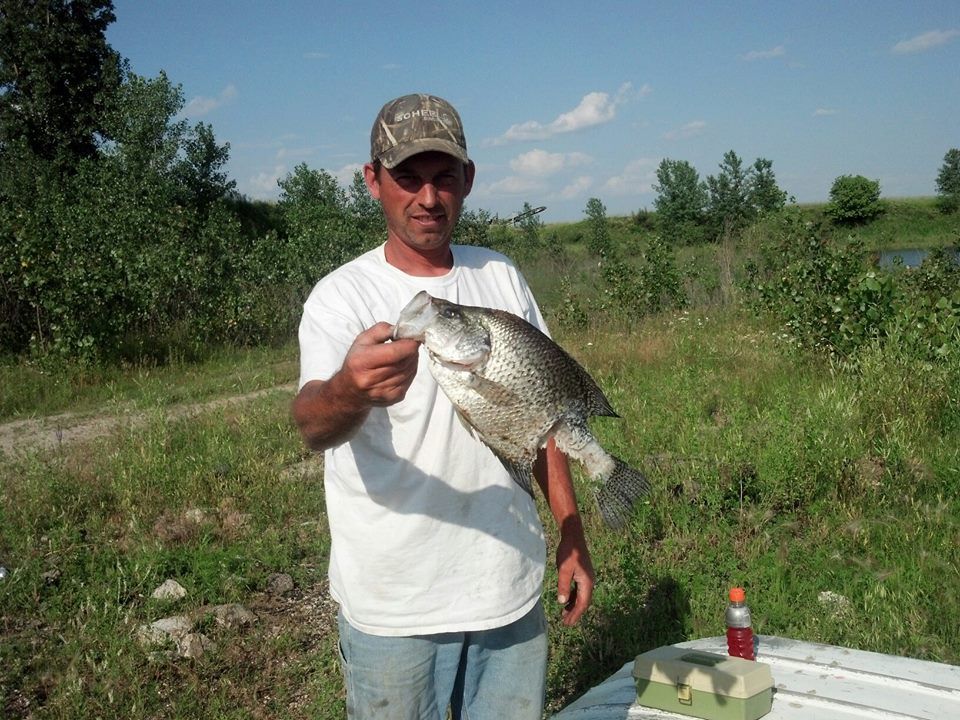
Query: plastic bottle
725,587,755,660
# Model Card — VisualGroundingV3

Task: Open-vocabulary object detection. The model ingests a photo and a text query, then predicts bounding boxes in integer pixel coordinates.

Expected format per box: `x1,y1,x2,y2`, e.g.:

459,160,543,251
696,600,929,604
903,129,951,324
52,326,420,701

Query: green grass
2,200,959,717
0,342,299,421
538,310,960,711
3,308,957,717
829,196,960,251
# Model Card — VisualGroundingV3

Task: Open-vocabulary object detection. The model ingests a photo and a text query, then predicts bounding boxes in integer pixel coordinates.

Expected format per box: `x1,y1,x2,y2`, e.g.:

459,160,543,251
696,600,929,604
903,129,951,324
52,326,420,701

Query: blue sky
108,1,960,222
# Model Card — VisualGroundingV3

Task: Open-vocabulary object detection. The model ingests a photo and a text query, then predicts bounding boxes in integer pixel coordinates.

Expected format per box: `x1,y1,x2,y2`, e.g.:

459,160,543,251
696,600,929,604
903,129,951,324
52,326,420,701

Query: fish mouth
428,350,480,372
393,291,436,340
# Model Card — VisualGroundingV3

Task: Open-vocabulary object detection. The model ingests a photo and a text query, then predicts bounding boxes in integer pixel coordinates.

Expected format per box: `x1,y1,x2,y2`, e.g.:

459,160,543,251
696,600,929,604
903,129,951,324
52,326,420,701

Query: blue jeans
337,602,548,720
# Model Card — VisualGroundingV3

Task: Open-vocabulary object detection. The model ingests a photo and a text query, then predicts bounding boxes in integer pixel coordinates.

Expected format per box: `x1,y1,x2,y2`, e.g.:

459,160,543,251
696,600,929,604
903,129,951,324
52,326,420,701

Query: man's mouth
412,213,446,227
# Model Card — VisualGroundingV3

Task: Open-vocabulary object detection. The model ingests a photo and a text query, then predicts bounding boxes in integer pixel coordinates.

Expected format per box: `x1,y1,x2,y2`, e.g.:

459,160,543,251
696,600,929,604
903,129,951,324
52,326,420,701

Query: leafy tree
453,207,494,247
0,0,123,168
653,159,707,245
825,175,884,224
278,163,347,235
749,158,787,215
584,197,610,257
706,150,754,239
277,164,373,288
935,148,960,214
174,121,236,219
346,169,385,239
514,201,544,251
101,70,186,180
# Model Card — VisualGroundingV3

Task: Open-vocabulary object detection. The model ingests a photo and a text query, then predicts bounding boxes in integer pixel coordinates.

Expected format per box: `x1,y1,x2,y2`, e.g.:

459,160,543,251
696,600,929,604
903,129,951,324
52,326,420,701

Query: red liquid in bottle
726,625,755,660
725,587,755,660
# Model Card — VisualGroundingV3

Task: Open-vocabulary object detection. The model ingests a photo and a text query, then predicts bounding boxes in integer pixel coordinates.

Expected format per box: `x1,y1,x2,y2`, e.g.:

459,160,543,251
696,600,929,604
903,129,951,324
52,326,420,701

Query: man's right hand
339,322,421,406
291,322,421,450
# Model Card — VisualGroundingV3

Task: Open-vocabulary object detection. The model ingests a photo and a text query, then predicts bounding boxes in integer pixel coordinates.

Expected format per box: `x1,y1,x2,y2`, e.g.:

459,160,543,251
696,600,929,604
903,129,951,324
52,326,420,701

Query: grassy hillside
1,199,958,717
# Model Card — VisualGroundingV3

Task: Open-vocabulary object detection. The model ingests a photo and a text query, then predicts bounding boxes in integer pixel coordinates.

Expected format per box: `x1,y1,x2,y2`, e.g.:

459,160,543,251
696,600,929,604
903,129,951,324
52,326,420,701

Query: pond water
876,247,960,268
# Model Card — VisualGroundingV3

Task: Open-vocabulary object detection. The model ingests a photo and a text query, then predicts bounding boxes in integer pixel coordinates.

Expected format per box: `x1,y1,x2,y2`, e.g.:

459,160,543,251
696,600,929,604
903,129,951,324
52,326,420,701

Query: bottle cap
729,587,746,602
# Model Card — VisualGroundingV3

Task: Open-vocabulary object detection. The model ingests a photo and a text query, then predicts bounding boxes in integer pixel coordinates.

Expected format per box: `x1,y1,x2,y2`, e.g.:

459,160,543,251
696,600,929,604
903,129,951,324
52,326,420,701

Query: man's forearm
534,439,582,527
291,374,371,452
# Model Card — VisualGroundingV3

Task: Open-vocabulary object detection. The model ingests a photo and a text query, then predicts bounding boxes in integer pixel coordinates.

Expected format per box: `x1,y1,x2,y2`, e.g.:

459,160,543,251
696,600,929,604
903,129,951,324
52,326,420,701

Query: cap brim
377,138,469,169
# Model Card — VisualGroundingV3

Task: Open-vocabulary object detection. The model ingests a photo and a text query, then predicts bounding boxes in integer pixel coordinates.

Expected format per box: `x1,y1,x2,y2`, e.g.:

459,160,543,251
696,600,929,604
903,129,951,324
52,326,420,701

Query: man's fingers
357,321,397,345
560,579,593,626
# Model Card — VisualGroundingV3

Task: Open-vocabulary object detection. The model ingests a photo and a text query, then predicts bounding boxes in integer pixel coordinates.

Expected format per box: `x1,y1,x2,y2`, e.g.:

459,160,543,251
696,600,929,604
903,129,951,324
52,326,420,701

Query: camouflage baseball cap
370,93,469,169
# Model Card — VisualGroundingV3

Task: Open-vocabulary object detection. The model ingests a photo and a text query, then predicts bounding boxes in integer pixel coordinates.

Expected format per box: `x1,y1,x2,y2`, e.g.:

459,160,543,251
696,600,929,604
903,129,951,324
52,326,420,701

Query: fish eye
441,307,460,319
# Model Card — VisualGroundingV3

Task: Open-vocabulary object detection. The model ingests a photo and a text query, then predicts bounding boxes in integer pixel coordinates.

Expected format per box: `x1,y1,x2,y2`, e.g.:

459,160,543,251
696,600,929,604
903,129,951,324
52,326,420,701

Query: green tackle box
632,646,773,720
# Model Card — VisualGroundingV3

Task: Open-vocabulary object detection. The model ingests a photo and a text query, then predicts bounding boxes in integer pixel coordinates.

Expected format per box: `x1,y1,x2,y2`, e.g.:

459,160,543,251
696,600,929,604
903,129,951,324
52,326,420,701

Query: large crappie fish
393,291,649,529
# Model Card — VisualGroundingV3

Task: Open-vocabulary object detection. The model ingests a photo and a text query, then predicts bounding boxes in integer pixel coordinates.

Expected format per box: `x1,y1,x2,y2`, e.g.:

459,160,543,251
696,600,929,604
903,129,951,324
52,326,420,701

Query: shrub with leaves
653,159,708,245
935,148,960,214
745,207,960,362
600,237,687,319
706,150,754,239
888,248,960,361
744,208,881,354
585,197,611,258
453,207,494,247
825,175,884,225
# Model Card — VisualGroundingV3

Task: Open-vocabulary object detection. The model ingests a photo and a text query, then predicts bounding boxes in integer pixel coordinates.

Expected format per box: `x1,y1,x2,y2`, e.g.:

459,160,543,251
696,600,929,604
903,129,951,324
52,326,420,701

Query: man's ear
463,160,476,197
363,162,381,200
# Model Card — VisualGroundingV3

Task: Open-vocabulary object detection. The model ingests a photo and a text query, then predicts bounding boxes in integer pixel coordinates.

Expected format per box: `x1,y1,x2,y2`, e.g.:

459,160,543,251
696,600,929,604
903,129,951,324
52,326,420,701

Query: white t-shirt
298,243,548,636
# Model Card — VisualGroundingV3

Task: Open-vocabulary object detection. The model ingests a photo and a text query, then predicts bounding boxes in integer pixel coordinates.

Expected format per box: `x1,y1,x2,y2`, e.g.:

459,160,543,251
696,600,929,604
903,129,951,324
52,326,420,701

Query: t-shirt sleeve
297,289,366,390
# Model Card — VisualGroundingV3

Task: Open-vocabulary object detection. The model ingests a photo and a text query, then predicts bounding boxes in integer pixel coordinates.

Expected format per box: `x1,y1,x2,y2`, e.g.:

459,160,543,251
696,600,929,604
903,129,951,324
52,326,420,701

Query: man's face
364,151,475,255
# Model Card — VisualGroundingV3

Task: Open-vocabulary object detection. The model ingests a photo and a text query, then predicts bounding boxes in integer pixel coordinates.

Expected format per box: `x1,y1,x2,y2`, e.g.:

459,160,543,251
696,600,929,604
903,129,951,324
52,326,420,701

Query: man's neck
384,238,454,277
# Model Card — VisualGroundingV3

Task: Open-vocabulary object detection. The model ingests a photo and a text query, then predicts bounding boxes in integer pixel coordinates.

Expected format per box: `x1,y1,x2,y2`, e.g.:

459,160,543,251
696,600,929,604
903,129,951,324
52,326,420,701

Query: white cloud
248,164,287,196
303,51,329,60
509,149,591,176
602,158,658,196
892,29,960,54
482,149,592,200
482,175,545,196
182,84,237,117
491,83,633,145
334,163,366,187
663,120,707,140
559,176,593,199
741,45,786,61
813,107,837,117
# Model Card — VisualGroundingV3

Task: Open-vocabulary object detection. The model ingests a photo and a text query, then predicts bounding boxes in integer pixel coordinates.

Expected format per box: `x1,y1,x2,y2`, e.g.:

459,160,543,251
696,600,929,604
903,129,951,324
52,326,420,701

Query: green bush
744,207,960,362
825,175,884,225
935,148,960,214
585,197,611,258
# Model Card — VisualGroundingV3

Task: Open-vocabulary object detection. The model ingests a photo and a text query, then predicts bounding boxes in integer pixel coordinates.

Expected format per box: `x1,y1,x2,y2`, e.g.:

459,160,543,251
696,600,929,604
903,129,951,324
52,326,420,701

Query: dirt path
0,384,297,456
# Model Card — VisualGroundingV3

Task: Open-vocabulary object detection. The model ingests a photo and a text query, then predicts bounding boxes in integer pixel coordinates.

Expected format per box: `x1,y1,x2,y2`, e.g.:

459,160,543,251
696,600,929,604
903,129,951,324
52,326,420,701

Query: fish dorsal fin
583,375,618,417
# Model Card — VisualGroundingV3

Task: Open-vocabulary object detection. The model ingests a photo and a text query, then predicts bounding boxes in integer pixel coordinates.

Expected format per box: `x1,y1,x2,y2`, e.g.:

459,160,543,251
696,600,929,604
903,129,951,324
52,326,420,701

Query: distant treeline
2,3,958,365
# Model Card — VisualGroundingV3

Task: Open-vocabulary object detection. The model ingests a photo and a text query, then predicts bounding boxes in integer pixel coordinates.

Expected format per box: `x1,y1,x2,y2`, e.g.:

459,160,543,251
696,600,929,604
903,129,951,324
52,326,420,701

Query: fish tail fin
595,456,650,529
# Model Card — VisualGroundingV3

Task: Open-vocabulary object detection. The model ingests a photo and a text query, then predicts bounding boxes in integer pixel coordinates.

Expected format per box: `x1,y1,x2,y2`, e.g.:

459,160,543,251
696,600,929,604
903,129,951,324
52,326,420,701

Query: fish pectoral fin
453,407,479,440
499,457,535,497
467,374,521,404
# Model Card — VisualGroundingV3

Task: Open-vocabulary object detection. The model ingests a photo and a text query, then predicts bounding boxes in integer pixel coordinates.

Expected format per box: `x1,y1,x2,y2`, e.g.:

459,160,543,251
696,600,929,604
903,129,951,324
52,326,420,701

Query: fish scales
393,291,650,528
443,308,613,463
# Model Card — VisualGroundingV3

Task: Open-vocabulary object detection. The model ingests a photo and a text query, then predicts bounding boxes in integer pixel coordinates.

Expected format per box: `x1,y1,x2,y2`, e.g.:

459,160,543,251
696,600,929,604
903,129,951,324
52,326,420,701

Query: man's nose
417,182,438,206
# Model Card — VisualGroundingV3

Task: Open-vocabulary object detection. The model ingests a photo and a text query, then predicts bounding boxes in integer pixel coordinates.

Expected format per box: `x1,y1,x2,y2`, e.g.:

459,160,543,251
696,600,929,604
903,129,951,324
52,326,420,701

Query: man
291,93,594,719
